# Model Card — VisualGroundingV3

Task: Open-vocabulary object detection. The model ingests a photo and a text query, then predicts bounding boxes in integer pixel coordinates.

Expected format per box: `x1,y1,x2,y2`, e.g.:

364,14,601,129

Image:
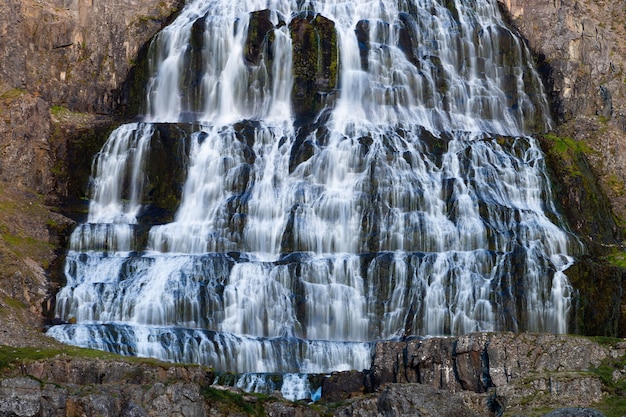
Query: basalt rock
498,0,626,343
565,257,626,337
3,332,617,416
0,0,184,208
333,383,483,417
138,123,194,225
365,332,615,415
290,12,339,122
245,10,283,67
498,0,626,124
321,370,366,402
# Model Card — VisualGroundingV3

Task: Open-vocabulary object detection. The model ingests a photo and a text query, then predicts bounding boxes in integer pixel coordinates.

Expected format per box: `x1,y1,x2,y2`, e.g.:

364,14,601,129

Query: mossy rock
139,123,193,225
539,132,626,337
567,258,626,337
289,12,339,122
539,132,622,256
245,9,284,67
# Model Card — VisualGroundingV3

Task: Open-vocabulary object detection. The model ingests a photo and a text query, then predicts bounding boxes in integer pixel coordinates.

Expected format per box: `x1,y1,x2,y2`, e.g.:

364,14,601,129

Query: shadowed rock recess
1,0,626,416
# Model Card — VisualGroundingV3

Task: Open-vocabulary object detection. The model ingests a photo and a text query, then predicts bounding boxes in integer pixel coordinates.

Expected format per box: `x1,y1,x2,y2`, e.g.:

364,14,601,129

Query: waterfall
48,0,576,400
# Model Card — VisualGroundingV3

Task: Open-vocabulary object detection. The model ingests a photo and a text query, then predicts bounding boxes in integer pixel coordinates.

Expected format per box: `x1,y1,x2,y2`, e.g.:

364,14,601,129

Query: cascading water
48,0,577,400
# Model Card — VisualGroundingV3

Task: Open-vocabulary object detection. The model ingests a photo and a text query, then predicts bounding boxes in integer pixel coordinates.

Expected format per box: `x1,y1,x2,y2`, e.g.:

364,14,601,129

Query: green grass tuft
543,132,592,155
0,344,177,373
201,386,267,416
0,89,26,102
604,252,626,268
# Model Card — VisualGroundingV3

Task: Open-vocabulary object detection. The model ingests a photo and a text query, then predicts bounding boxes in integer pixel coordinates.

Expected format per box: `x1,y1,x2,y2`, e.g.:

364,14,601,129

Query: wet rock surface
290,12,339,121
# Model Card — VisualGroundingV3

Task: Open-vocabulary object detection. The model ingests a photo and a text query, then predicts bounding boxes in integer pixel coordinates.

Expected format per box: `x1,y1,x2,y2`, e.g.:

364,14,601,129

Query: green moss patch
605,252,626,268
542,132,593,177
0,345,118,371
201,386,267,416
0,186,54,261
0,88,26,103
0,343,187,374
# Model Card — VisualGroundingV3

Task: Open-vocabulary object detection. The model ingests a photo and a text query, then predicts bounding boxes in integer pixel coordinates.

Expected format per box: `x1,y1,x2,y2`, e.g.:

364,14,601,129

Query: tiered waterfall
48,0,577,400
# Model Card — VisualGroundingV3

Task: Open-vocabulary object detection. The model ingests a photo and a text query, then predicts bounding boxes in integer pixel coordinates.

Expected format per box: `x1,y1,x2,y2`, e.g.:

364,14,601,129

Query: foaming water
49,0,576,400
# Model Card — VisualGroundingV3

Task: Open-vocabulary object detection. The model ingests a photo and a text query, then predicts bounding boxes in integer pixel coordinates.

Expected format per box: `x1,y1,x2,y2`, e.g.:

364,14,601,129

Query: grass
50,105,70,117
0,343,194,374
0,182,56,263
606,174,626,197
0,345,116,371
0,222,54,261
543,132,592,156
0,88,26,103
590,354,626,417
2,297,27,310
594,396,626,417
541,132,596,180
201,386,267,416
603,252,626,268
585,335,625,346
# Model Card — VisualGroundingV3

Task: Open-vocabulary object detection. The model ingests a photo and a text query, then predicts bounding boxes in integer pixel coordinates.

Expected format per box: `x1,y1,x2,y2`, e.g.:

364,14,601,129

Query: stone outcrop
0,92,52,193
498,0,626,340
333,384,483,417
290,12,339,121
498,0,626,123
1,358,323,417
321,333,620,416
0,333,620,416
0,360,212,417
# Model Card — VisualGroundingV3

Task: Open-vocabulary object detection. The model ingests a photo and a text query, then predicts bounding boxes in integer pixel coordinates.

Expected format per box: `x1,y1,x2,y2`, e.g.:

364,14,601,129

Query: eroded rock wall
498,0,626,123
0,0,183,113
498,0,626,338
328,333,620,416
499,0,626,232
0,0,183,197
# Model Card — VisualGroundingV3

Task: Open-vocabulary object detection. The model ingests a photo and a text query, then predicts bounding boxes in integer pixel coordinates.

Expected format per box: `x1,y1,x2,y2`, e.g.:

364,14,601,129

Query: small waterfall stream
48,0,576,400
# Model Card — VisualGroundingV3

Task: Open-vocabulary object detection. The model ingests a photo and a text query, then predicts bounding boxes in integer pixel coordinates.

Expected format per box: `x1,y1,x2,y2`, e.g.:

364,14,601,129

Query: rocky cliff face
0,0,183,196
497,0,626,339
499,0,626,122
498,0,626,234
0,0,183,114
